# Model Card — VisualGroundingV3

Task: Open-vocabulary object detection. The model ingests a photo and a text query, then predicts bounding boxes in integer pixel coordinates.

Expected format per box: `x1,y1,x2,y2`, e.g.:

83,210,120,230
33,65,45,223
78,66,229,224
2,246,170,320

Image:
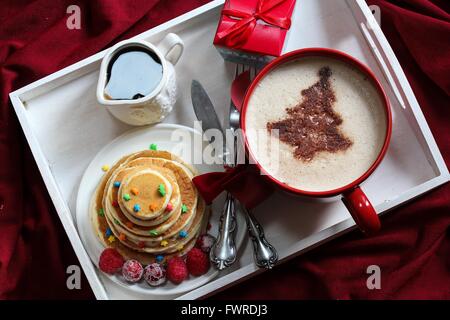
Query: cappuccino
245,57,387,192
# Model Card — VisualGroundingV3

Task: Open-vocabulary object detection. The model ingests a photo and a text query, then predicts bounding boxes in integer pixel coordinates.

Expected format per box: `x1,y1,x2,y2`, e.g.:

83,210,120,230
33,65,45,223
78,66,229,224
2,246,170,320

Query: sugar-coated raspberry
166,257,188,284
144,263,166,286
196,234,215,253
186,248,210,276
122,259,143,282
99,248,124,274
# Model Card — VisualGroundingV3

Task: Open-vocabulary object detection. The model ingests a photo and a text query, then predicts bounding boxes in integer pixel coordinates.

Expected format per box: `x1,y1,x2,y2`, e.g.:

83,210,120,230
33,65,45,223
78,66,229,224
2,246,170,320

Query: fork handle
243,207,278,269
209,192,237,270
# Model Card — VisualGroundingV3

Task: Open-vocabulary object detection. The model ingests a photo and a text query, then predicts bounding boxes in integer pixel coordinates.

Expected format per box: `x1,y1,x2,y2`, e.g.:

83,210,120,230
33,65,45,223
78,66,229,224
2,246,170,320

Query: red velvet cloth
0,0,449,299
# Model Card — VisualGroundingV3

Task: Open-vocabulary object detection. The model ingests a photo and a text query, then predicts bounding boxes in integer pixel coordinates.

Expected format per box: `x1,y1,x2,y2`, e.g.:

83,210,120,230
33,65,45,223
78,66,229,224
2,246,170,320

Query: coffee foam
245,57,387,192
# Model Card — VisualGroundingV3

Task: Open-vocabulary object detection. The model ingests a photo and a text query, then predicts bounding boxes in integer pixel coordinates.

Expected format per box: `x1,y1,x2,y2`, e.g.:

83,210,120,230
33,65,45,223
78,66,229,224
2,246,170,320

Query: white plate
76,123,246,297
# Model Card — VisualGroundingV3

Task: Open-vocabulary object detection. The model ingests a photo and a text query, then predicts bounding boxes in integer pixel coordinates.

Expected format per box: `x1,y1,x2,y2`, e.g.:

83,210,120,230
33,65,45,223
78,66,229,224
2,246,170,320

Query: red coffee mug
235,48,392,235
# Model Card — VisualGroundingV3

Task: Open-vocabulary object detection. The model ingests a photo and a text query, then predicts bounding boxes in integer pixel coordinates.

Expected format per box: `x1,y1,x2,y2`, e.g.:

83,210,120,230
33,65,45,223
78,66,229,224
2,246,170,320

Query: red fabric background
0,0,449,299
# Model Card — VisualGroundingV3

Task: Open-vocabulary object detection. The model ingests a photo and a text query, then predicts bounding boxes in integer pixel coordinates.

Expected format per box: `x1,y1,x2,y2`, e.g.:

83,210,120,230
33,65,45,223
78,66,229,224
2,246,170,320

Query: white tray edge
9,94,109,300
9,0,449,300
350,0,448,179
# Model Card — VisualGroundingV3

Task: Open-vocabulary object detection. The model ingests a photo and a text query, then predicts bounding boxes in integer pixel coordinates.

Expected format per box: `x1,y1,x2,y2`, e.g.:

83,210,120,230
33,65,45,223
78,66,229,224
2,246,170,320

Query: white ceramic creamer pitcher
97,33,184,126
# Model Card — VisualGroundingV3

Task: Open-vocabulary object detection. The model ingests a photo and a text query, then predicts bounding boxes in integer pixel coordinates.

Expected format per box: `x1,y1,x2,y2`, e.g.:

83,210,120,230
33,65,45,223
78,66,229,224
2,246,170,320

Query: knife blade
191,80,224,135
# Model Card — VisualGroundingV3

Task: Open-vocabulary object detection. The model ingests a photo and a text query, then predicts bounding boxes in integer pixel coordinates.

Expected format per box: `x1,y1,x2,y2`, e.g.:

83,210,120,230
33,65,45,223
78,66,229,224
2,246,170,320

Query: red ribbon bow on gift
216,0,292,48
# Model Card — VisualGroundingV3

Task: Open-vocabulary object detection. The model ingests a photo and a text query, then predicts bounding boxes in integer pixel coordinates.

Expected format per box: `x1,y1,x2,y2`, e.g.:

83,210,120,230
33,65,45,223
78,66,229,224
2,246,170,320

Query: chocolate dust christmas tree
267,66,352,161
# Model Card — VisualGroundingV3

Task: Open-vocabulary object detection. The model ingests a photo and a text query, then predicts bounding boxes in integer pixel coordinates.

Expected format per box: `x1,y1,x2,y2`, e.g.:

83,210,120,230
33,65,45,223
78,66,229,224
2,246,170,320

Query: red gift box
213,0,296,62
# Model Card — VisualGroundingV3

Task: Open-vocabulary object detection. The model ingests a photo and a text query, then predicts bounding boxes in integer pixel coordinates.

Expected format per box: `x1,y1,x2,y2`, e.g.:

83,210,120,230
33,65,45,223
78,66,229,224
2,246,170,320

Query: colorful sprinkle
101,165,110,172
181,204,188,214
155,255,164,263
179,230,187,238
97,208,105,217
112,200,119,208
114,218,120,225
126,221,134,229
119,233,126,241
158,184,166,196
149,143,158,151
105,228,112,237
123,193,131,201
149,230,158,236
133,204,141,212
138,241,145,248
160,240,168,247
113,181,121,188
131,187,139,195
176,244,184,251
108,235,115,243
165,202,173,212
149,203,157,211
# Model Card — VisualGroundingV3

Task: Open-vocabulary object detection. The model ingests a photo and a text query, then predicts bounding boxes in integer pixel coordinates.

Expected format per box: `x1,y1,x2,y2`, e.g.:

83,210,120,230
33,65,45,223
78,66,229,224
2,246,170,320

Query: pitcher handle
158,33,184,65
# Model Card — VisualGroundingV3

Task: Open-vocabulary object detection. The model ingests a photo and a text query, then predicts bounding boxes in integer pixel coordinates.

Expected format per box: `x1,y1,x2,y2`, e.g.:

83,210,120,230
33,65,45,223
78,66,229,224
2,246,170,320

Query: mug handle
157,33,184,66
342,186,381,235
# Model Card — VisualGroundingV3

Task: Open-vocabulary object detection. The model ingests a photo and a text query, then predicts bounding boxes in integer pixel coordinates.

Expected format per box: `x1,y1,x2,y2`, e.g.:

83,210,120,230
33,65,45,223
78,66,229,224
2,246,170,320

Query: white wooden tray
9,0,450,300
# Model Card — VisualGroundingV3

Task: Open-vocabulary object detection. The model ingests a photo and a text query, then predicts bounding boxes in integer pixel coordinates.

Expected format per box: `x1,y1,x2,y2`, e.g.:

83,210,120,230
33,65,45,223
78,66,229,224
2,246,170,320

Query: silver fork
230,65,278,269
210,64,278,270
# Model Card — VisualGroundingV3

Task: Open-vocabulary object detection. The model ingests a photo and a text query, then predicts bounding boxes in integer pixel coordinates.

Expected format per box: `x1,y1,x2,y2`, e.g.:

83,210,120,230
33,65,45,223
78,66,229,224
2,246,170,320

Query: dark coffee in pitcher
104,47,163,100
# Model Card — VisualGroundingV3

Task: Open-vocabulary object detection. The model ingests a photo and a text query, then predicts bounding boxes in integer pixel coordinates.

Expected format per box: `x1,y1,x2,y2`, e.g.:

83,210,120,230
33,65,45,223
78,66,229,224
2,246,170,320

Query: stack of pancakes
91,150,207,265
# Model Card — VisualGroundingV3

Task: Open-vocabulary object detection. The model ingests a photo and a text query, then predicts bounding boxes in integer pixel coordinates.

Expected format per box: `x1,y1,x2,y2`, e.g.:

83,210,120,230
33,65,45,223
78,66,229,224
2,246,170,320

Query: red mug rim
240,48,393,197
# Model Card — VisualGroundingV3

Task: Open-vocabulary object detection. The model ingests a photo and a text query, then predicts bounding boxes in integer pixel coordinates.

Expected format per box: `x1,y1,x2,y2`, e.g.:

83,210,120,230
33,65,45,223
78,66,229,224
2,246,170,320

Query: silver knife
191,80,238,270
191,80,224,134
